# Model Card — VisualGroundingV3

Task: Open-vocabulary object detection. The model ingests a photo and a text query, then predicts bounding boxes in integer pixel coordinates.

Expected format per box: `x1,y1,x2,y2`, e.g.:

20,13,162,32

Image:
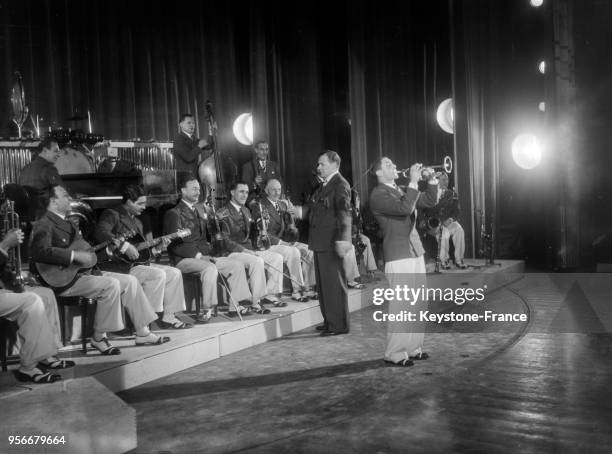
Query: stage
4,260,612,453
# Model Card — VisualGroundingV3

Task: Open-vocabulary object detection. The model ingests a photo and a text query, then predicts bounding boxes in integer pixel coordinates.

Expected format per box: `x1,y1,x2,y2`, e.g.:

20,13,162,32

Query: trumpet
398,155,453,179
0,199,25,292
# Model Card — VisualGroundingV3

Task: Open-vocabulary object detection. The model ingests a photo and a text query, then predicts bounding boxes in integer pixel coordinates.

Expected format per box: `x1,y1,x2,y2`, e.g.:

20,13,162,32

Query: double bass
197,101,237,208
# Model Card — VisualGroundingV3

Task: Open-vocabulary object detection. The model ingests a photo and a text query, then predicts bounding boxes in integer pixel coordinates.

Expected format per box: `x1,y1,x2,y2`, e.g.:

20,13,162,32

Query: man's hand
0,228,23,250
198,138,209,149
72,251,96,268
409,163,423,184
334,240,352,259
123,244,139,260
255,175,264,184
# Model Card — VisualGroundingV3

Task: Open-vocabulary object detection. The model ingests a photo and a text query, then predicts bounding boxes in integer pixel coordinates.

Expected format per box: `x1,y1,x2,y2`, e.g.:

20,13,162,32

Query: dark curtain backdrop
348,0,453,207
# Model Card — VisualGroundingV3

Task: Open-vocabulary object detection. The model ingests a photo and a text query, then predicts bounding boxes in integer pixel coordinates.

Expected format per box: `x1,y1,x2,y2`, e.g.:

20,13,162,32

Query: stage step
0,377,136,454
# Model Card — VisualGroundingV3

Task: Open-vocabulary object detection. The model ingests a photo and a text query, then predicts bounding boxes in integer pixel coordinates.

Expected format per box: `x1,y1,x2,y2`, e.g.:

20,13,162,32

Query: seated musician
1,228,73,384
30,184,169,354
215,181,287,310
343,234,378,289
93,184,191,329
421,174,466,269
18,137,63,192
250,179,315,301
241,141,282,198
163,174,253,320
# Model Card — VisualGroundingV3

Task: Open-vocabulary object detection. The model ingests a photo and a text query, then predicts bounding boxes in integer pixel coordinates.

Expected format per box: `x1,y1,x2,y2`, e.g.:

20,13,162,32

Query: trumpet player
1,228,74,384
249,179,313,302
369,157,438,366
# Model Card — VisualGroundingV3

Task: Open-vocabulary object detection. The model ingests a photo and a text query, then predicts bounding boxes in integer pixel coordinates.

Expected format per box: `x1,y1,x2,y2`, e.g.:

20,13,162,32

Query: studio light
512,133,542,169
538,102,546,112
436,98,454,134
233,113,253,145
530,0,544,7
538,60,546,74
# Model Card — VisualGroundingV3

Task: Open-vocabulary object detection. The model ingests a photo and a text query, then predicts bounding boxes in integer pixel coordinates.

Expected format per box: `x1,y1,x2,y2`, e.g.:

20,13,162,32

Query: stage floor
118,270,612,454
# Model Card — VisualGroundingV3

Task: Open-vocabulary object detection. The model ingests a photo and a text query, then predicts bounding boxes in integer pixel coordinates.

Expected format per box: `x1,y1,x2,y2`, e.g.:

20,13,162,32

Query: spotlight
530,0,544,7
512,134,542,170
538,60,546,74
233,113,253,145
436,98,454,134
538,102,546,112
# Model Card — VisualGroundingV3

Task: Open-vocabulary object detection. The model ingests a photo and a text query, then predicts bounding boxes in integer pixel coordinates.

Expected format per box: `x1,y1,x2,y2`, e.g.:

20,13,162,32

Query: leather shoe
320,329,348,337
315,324,328,331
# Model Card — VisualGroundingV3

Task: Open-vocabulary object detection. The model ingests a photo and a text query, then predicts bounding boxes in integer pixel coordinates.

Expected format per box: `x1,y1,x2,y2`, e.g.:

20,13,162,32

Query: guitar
112,229,191,269
34,231,135,291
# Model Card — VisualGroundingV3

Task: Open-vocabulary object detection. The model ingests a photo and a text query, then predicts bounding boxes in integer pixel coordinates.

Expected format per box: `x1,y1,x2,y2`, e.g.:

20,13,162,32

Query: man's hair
265,178,281,190
318,150,341,166
39,184,61,209
177,172,199,190
39,137,58,153
122,184,146,203
179,113,194,123
254,140,268,150
370,157,386,176
229,181,249,191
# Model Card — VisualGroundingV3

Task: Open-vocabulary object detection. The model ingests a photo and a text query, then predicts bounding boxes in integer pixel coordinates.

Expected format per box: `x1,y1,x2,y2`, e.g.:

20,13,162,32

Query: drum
55,146,95,175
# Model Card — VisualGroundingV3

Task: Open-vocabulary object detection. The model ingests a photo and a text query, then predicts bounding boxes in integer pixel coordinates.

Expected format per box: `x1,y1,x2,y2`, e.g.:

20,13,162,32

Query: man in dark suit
307,151,352,336
163,174,252,319
369,157,438,366
172,114,209,173
215,181,285,310
241,141,282,196
18,137,63,192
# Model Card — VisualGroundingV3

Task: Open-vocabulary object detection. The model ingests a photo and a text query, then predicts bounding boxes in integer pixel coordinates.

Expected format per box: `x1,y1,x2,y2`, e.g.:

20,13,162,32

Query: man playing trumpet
369,157,438,366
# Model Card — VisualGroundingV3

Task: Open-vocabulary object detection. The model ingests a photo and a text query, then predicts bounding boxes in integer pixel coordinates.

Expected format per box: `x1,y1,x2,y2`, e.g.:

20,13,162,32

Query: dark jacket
369,182,438,262
173,132,205,173
249,197,298,245
92,205,148,270
164,200,212,263
216,202,255,253
30,211,82,266
307,173,352,252
18,155,63,191
241,159,282,192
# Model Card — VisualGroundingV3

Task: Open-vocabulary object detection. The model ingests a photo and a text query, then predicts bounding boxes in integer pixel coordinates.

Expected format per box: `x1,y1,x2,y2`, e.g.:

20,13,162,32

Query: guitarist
93,184,191,330
30,185,169,353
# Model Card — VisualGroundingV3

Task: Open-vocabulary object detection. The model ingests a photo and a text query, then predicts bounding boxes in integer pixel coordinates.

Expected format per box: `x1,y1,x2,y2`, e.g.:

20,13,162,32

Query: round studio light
538,102,546,112
512,133,542,170
530,0,544,7
233,113,253,145
538,60,546,74
436,98,454,134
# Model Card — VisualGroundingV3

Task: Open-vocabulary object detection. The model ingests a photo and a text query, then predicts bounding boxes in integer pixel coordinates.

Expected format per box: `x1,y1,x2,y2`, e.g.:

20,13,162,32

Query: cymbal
65,115,87,121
